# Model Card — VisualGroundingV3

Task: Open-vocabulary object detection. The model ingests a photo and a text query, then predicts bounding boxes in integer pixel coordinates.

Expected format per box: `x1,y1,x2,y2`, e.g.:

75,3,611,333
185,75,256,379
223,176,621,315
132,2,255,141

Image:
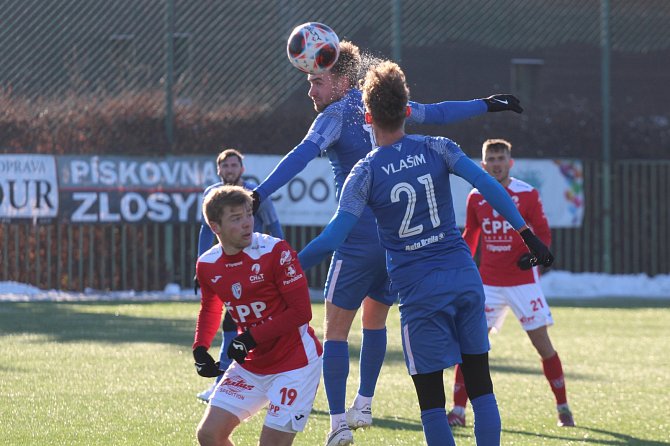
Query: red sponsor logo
519,315,536,324
222,377,255,391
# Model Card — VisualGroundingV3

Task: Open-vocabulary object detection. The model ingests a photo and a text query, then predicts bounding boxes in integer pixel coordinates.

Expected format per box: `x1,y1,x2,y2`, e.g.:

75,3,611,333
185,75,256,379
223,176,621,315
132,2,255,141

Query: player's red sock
542,352,568,405
453,363,469,408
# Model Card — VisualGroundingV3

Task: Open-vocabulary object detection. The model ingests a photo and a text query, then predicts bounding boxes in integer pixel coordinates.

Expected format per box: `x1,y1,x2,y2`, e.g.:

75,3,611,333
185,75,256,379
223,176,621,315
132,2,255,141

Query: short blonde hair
482,139,512,160
203,185,252,227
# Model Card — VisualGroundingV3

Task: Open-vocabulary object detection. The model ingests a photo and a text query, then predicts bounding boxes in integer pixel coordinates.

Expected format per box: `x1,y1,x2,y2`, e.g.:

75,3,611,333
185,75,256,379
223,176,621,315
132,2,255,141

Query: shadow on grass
311,408,423,432
0,301,195,346
503,426,670,445
548,298,670,309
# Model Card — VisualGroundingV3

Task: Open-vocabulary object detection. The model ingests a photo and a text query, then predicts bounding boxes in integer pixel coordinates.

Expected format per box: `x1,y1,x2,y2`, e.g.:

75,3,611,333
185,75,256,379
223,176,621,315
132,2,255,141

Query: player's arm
248,249,312,344
192,266,225,377
256,199,284,239
527,189,552,247
298,158,370,270
408,94,522,125
253,140,321,201
452,156,553,266
298,210,359,270
461,192,481,256
254,111,341,201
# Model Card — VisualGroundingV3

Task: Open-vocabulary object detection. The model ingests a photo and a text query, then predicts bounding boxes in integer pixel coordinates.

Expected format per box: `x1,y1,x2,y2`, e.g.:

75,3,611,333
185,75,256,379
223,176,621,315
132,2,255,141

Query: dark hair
203,185,252,226
216,148,244,166
362,60,409,132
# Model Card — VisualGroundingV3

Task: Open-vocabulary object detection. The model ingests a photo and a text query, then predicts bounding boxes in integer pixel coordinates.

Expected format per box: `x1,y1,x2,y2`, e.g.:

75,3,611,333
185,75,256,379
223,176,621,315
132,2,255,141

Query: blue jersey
339,135,476,290
256,88,488,255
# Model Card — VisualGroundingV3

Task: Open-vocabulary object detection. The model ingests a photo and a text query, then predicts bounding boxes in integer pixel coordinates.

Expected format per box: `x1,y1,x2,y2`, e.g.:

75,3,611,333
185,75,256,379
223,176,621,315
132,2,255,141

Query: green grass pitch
1,299,669,445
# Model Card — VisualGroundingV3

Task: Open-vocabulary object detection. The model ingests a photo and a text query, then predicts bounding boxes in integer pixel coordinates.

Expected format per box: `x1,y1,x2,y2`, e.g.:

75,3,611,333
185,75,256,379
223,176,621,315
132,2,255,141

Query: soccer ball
286,22,340,74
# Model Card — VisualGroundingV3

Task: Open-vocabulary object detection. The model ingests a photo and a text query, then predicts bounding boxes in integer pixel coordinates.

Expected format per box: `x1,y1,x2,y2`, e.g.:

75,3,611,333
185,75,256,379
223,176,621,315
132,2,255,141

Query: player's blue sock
471,393,501,446
358,327,386,397
215,330,237,384
420,408,455,446
323,340,349,414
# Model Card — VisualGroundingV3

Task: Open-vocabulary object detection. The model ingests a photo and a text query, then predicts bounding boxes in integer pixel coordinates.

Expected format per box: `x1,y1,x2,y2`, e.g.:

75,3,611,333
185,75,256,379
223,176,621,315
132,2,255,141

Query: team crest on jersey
280,250,293,265
231,282,242,300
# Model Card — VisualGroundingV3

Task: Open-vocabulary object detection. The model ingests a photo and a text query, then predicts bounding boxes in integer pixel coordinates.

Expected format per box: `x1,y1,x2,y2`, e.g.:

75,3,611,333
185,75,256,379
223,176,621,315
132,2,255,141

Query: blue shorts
323,243,395,310
397,265,489,375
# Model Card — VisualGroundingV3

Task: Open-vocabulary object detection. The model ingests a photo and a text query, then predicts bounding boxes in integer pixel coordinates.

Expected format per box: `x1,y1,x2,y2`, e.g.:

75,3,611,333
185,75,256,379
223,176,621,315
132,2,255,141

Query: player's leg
204,362,271,445
347,266,392,430
262,356,322,446
322,249,380,443
526,326,574,426
460,353,501,445
506,283,574,426
196,405,239,446
397,270,469,446
197,311,238,402
411,370,455,446
454,266,501,445
447,364,467,426
258,426,296,446
448,285,507,427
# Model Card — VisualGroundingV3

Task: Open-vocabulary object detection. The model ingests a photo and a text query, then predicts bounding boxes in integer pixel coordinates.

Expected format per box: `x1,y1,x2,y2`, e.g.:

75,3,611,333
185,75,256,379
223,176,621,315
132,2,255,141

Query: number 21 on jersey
390,174,440,238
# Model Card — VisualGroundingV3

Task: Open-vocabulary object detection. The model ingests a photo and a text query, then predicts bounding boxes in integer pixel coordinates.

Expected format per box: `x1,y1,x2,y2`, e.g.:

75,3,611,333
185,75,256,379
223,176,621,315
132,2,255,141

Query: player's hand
193,346,223,377
517,253,535,270
519,228,554,268
483,94,523,113
193,274,200,295
227,331,257,364
251,190,261,215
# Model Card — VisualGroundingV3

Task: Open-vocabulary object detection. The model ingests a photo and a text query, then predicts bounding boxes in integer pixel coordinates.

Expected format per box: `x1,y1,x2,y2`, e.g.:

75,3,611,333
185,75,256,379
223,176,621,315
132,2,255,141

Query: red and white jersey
194,233,322,375
462,177,551,286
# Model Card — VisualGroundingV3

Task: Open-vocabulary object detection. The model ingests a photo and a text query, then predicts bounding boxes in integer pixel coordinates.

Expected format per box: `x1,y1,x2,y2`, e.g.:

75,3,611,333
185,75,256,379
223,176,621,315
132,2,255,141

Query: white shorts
484,280,553,333
209,356,322,433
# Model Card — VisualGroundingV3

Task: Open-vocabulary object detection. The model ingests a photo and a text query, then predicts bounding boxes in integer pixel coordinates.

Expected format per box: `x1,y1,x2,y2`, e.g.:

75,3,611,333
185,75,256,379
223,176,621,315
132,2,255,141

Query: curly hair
330,41,361,88
361,60,409,132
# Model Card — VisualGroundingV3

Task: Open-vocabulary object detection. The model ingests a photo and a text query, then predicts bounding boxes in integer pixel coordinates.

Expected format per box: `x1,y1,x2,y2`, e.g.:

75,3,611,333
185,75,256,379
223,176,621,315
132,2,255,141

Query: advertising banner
2,154,583,227
0,154,59,222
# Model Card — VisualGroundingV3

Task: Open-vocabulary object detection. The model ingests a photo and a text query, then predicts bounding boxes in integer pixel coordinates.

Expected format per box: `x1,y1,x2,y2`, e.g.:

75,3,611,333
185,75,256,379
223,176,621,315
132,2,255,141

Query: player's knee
222,311,236,332
460,353,493,400
196,423,220,446
411,370,446,411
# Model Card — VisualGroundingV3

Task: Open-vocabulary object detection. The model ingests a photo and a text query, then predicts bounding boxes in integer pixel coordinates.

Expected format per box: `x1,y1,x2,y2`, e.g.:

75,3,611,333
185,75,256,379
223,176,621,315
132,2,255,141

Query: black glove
193,346,223,377
483,94,523,113
517,252,535,270
251,190,261,215
519,228,554,268
227,331,257,364
193,274,200,295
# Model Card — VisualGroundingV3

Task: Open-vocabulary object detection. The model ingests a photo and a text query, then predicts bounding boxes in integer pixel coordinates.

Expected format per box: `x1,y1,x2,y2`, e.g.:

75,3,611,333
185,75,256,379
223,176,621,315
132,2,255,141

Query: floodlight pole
601,0,612,273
